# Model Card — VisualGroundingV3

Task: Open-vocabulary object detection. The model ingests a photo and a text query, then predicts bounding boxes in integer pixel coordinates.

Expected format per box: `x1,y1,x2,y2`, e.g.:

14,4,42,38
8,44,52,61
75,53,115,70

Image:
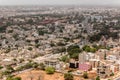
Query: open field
16,69,97,80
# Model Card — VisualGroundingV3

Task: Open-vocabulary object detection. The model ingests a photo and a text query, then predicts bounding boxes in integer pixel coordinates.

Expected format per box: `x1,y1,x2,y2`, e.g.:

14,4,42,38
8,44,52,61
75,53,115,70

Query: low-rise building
44,59,61,70
97,63,112,78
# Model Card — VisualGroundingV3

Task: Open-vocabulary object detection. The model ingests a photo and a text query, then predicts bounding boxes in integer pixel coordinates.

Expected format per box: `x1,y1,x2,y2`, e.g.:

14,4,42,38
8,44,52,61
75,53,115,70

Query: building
79,62,92,71
69,59,79,69
79,52,88,63
89,59,100,69
44,59,61,70
97,63,112,78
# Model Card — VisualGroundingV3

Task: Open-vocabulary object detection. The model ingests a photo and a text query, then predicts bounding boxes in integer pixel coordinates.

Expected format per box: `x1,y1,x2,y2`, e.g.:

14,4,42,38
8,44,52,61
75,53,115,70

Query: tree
57,42,66,46
27,19,34,24
64,72,74,80
13,77,21,80
0,65,3,69
59,55,69,63
104,53,107,60
32,62,39,68
38,30,44,35
6,66,14,72
110,72,114,76
82,45,97,53
82,45,90,51
45,66,55,74
2,70,11,75
28,47,33,51
67,45,81,59
83,72,88,79
39,63,45,70
90,48,97,53
96,76,100,80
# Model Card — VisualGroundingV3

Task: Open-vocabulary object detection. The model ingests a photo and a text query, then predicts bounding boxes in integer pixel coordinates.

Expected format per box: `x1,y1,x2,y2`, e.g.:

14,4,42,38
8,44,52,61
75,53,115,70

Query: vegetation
45,66,55,74
6,66,15,73
82,45,110,53
64,72,74,80
63,37,70,42
27,19,34,24
90,23,119,42
16,62,38,71
2,70,12,75
67,45,81,59
59,55,70,63
83,72,88,79
6,76,21,80
5,48,11,53
57,47,66,53
28,47,33,51
110,72,114,76
96,76,100,80
38,30,44,35
0,65,3,69
39,63,45,70
57,42,66,46
38,29,48,35
82,45,97,53
0,26,7,33
2,66,14,76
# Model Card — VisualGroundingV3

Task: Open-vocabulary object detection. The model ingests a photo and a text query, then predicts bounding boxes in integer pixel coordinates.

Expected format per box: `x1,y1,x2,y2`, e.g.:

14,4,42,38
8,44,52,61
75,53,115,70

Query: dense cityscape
0,6,120,80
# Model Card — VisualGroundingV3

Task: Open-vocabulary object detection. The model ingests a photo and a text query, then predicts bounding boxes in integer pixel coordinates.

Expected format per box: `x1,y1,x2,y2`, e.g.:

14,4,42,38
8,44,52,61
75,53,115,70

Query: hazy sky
0,0,120,6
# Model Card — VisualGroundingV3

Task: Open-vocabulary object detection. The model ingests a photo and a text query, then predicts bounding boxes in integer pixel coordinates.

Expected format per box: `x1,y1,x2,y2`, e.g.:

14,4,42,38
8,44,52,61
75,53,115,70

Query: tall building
79,52,87,64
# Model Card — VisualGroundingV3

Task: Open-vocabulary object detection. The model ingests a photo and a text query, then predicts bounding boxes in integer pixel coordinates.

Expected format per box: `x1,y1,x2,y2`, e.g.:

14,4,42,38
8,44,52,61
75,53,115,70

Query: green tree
96,76,100,80
67,45,81,59
64,72,74,80
28,47,33,51
110,72,114,76
0,65,3,69
82,45,97,53
90,48,97,53
59,55,69,63
82,45,89,50
45,66,55,74
83,72,88,79
13,77,21,80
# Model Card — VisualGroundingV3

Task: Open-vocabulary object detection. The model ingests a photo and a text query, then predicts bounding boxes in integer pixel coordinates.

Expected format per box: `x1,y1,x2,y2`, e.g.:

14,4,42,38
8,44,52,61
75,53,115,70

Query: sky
0,0,120,6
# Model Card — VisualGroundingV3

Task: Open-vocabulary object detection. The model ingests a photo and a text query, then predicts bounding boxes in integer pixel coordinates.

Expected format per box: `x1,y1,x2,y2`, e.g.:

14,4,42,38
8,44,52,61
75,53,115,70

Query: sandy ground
16,69,96,80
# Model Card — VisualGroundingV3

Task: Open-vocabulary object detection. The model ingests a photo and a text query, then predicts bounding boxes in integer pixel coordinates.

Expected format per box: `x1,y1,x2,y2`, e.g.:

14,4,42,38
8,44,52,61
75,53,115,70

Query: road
33,53,65,63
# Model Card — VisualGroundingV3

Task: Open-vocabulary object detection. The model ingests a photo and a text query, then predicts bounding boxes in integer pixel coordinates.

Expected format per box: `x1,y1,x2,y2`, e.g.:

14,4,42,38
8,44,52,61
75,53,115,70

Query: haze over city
0,0,120,6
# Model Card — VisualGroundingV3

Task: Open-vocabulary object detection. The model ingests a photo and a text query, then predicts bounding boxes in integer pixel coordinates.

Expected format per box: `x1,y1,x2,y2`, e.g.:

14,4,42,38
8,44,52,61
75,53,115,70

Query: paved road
33,53,65,63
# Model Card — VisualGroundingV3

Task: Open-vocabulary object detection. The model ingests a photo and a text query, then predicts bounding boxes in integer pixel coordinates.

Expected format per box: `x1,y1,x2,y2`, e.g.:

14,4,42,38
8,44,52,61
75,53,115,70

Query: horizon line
0,4,120,7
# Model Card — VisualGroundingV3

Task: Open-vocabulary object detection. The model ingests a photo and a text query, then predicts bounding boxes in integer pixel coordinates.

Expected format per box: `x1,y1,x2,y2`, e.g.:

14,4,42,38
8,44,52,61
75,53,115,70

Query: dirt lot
16,70,96,80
